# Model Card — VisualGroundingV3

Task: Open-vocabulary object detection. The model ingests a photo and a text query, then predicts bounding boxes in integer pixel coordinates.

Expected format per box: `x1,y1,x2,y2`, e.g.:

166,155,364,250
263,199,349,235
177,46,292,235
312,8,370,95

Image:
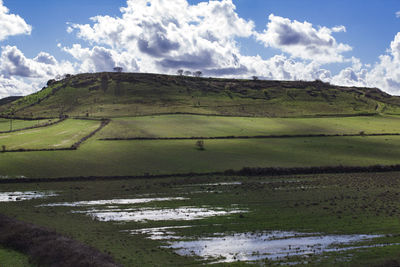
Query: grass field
0,118,56,132
2,135,400,178
0,172,400,266
2,115,400,178
0,246,32,267
0,119,100,151
98,114,400,139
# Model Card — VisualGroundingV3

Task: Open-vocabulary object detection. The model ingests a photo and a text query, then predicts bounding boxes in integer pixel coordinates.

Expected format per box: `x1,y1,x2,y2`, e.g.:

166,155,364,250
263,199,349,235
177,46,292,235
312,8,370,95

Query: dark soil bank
0,214,120,267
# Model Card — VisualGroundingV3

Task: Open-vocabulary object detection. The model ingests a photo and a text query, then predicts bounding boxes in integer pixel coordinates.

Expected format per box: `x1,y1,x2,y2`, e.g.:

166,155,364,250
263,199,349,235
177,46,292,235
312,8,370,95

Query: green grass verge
0,246,33,267
0,119,100,151
2,136,400,178
98,114,400,139
0,118,56,133
0,172,400,266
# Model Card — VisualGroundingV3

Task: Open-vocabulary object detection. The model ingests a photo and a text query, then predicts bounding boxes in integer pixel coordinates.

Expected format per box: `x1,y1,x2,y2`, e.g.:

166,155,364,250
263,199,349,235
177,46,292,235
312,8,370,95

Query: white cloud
396,11,400,18
0,46,73,78
240,54,332,81
0,0,31,41
332,25,346,33
0,46,75,97
62,44,138,73
256,14,351,63
0,75,35,98
65,0,254,74
328,32,400,95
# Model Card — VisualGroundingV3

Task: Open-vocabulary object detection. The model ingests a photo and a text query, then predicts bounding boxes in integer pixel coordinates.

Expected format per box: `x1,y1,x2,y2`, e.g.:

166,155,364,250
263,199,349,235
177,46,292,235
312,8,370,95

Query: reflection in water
79,206,246,222
130,228,391,263
41,197,188,207
0,191,57,202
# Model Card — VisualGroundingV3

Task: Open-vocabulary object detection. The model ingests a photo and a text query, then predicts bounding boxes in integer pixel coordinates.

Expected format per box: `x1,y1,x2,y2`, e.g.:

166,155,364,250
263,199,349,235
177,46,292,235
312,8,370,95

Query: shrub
196,140,205,150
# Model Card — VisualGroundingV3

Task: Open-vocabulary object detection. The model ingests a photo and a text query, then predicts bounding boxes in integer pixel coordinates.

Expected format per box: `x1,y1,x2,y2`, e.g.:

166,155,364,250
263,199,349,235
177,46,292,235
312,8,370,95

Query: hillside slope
1,72,400,118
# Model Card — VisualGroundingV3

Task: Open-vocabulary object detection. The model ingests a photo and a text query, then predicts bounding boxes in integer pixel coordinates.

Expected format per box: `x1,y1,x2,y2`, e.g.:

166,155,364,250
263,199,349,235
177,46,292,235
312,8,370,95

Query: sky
0,0,400,98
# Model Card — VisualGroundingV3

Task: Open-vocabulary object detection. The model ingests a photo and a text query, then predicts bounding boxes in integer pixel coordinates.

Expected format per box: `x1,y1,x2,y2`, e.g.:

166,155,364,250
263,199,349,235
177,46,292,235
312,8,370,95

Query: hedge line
0,214,119,267
2,164,400,184
0,118,66,134
100,132,400,141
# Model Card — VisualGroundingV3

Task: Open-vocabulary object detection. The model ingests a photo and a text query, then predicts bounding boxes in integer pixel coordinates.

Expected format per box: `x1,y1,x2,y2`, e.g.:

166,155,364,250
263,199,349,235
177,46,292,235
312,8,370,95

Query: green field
0,118,56,132
98,114,400,139
1,115,400,178
0,119,100,151
0,172,400,266
0,247,32,267
2,135,400,178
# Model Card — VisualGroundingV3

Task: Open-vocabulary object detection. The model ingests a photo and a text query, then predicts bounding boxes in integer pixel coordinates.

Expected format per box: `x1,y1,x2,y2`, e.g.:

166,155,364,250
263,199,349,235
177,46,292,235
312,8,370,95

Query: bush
196,140,205,150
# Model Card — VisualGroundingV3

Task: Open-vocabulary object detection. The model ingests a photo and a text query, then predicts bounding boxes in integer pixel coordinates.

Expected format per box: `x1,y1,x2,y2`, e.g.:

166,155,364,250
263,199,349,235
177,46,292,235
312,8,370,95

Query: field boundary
91,111,382,119
0,214,119,267
2,164,400,183
0,118,66,134
0,119,110,153
99,132,400,141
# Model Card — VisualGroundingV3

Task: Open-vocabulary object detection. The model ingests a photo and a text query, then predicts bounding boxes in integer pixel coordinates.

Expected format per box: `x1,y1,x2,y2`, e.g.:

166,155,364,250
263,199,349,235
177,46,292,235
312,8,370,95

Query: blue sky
1,0,400,97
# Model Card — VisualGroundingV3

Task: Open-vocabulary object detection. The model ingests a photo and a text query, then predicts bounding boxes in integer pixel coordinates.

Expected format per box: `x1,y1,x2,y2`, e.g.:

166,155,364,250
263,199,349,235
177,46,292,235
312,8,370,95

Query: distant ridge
0,96,22,106
1,72,399,118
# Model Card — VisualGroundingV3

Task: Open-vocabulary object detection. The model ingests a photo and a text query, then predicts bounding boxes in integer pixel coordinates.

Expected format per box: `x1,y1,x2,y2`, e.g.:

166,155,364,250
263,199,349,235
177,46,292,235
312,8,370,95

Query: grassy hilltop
1,72,400,118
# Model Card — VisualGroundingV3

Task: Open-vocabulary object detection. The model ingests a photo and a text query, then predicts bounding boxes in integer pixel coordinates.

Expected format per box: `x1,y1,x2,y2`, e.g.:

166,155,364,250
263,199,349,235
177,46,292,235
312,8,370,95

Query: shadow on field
0,214,120,267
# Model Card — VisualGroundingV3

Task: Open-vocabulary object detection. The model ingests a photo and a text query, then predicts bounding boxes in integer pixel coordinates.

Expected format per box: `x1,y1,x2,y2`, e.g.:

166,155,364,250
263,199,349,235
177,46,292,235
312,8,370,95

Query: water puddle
129,226,193,240
0,191,57,202
167,231,389,263
129,228,394,263
182,182,242,187
78,206,246,222
41,197,188,207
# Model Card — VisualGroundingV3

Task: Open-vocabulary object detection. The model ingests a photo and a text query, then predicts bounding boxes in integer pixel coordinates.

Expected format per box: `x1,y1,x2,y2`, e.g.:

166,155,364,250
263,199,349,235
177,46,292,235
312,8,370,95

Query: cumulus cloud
396,11,400,18
0,46,73,78
65,0,254,74
0,0,31,41
0,75,35,98
62,44,138,73
0,46,75,97
327,32,400,94
256,14,351,63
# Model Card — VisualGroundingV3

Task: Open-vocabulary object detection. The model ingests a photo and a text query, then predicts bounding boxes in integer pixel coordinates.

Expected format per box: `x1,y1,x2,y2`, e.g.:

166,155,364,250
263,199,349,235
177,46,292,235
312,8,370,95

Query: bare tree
194,71,202,77
113,67,123,72
177,69,184,76
252,76,259,81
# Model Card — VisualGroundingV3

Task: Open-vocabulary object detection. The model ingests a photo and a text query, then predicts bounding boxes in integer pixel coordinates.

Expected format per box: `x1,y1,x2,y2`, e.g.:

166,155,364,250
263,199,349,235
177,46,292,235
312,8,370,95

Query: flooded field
168,231,387,263
0,191,57,202
0,173,400,266
40,197,188,207
80,206,246,222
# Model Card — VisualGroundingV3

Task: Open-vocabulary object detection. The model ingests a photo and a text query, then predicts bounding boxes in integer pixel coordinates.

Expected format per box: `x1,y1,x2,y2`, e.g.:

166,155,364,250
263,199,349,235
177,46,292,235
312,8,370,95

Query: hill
1,72,400,118
0,96,22,106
